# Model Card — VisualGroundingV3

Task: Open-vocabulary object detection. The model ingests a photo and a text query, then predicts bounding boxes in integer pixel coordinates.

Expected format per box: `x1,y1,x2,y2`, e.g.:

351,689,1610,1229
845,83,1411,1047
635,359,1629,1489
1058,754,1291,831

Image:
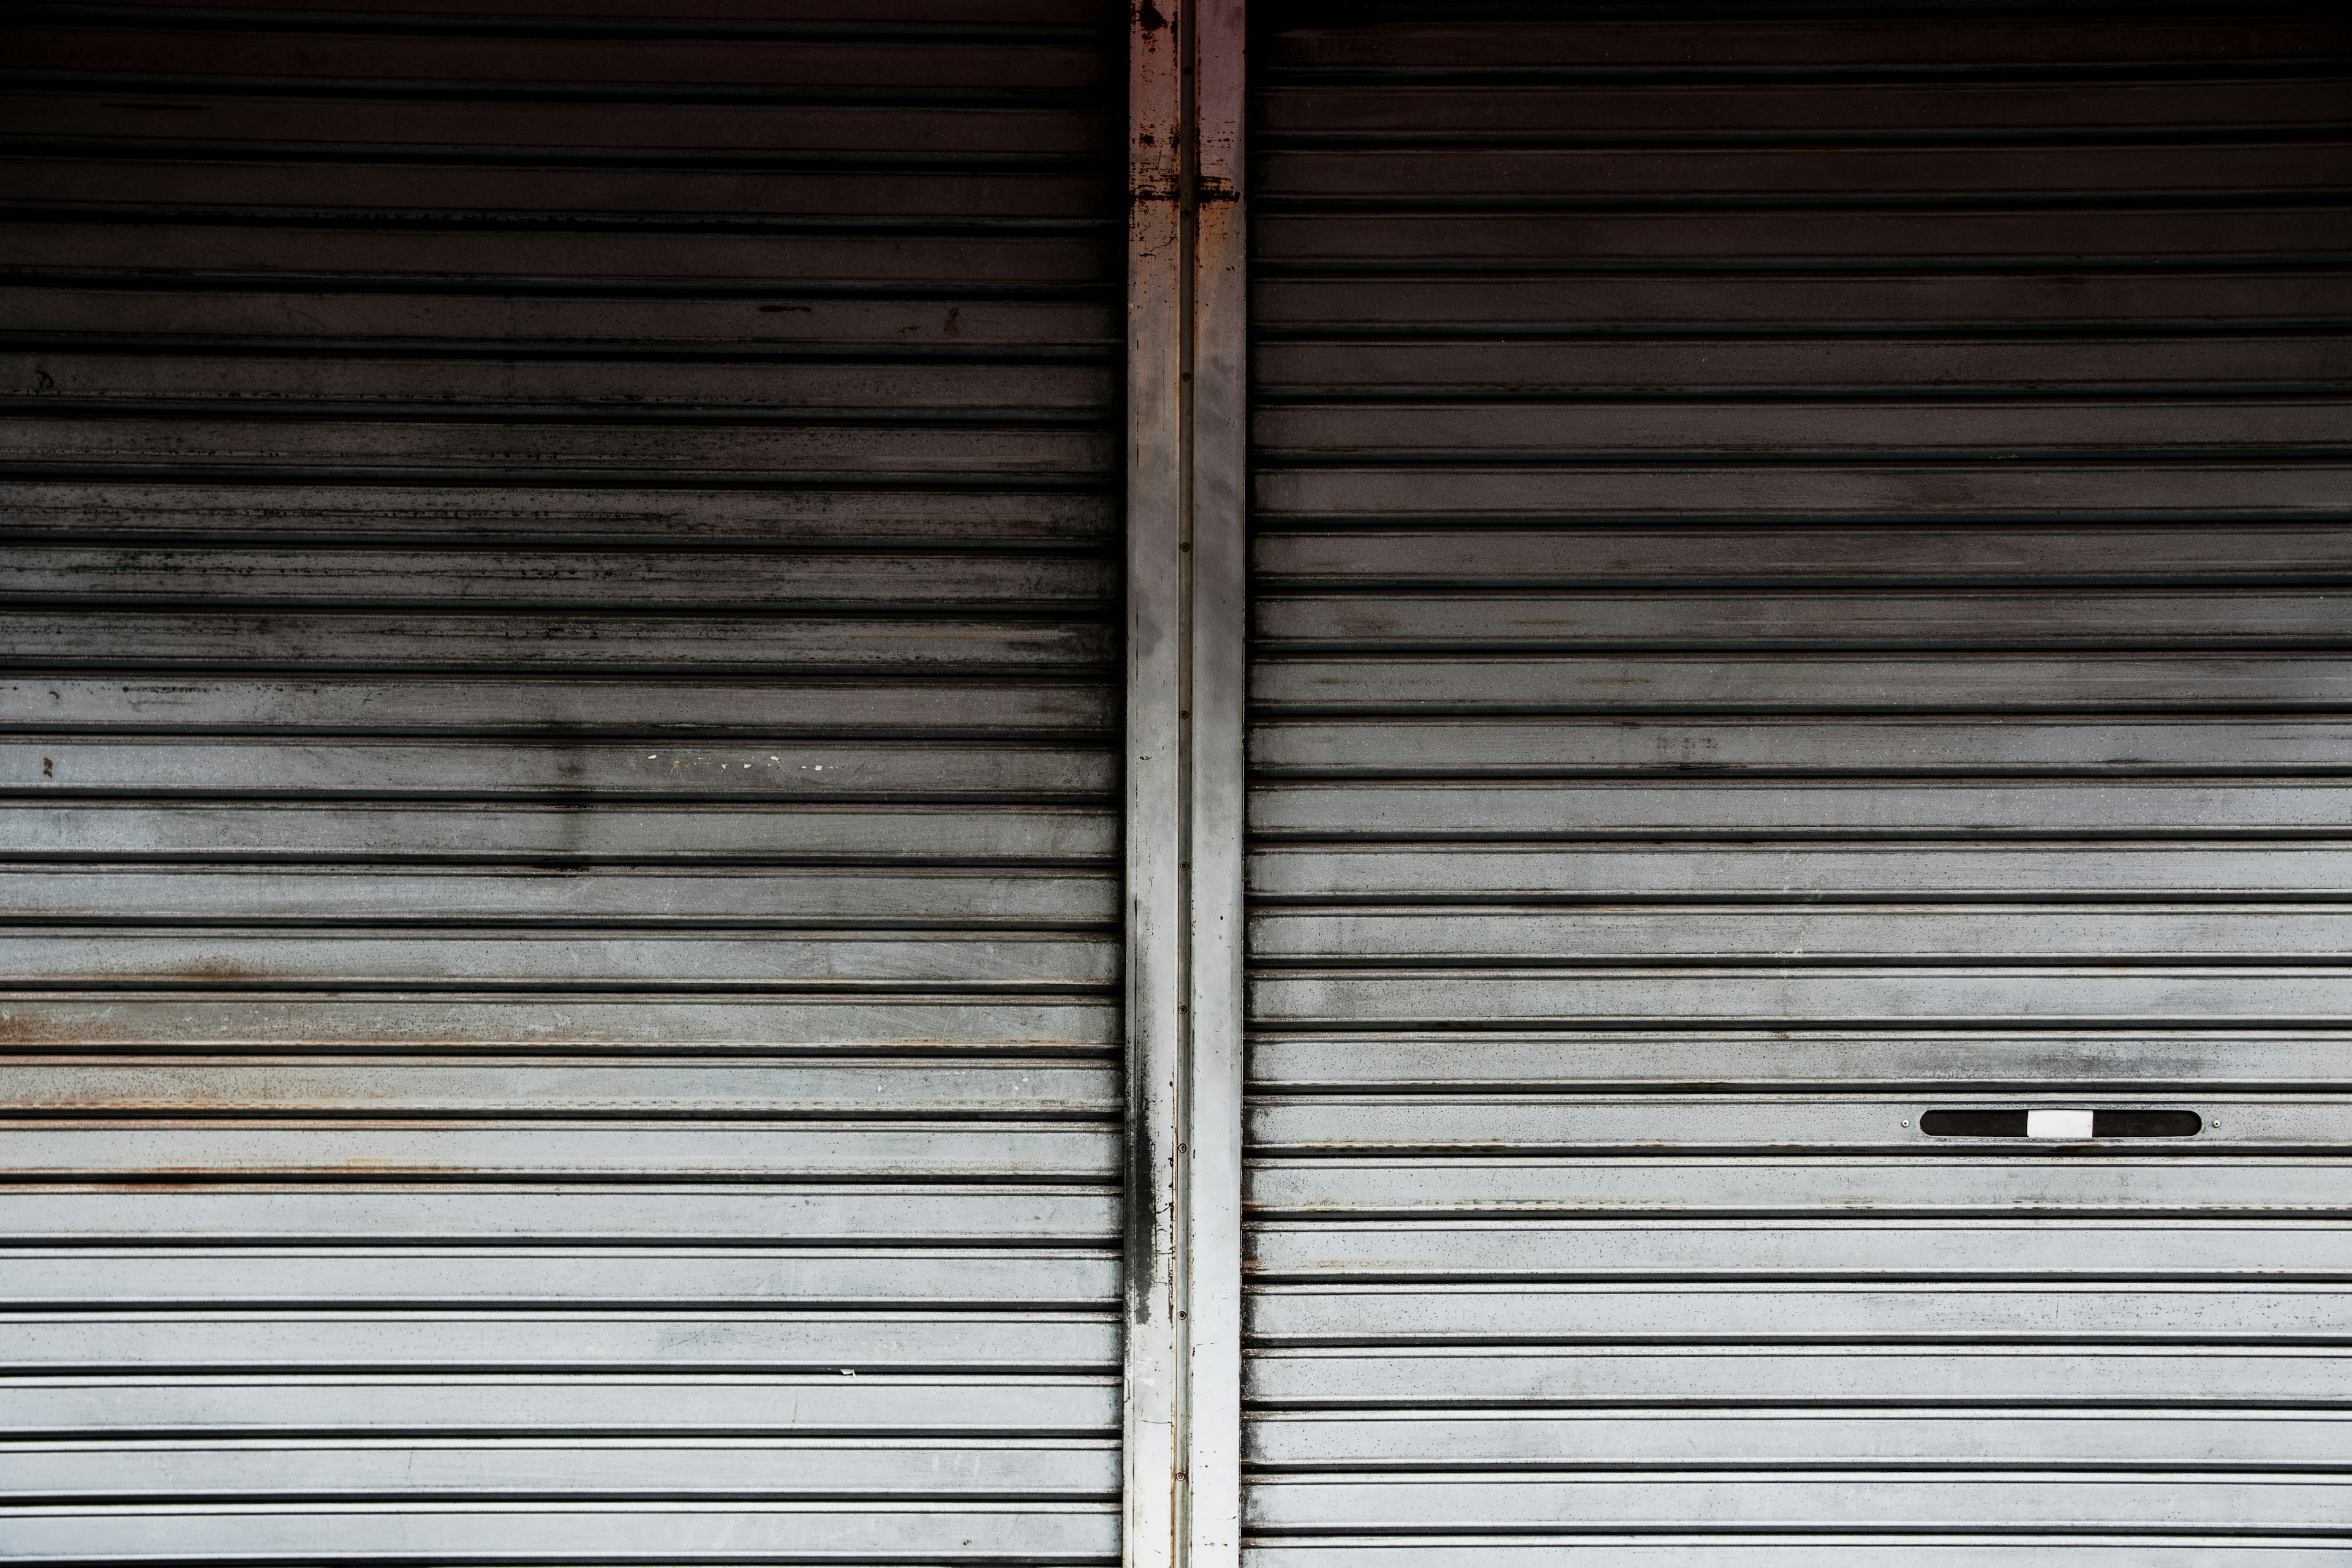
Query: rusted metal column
1125,0,1246,1564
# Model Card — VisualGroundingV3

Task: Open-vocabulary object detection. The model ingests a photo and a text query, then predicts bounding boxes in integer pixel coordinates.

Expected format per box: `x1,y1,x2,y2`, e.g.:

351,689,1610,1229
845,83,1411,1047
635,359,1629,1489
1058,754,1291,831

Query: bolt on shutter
1245,2,2352,1559
0,1,1124,1559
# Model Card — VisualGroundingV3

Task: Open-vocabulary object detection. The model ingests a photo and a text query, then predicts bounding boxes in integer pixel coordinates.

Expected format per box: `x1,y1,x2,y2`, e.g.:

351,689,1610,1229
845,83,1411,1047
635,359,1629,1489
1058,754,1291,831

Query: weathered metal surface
1126,0,1250,1563
0,0,1128,1558
1240,0,2352,1557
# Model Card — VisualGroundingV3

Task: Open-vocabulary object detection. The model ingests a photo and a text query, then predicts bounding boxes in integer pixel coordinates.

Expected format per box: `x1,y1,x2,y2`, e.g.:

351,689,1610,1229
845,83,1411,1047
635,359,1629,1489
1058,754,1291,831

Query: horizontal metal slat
1,1372,1118,1436
1256,335,2352,393
0,1435,1119,1501
1257,592,2352,647
1257,209,2352,268
1247,1222,2352,1281
0,804,1117,861
1252,721,2352,777
0,1121,1119,1178
0,546,1114,607
0,931,1115,988
0,1311,1120,1372
0,993,1118,1049
1251,907,2352,963
1247,1472,2352,1532
0,1185,1118,1243
1259,18,2352,74
0,610,1112,670
1248,1095,2345,1152
1257,527,2352,587
4,354,1116,412
0,1058,1118,1115
0,97,1107,160
1249,1032,2352,1091
1246,1344,2352,1408
0,224,1113,286
1252,782,2352,837
1,740,1114,799
7,26,1110,89
1253,657,2352,713
1255,463,2352,521
0,866,1115,924
1258,143,2352,201
0,415,1112,475
1257,402,2352,462
0,1248,1117,1307
0,483,1117,545
1254,970,2352,1028
1253,271,2352,328
0,676,1115,735
0,1499,1119,1562
1257,78,2352,138
0,291,1119,350
1249,1284,2352,1344
1251,1408,2352,1469
1248,1158,2352,1219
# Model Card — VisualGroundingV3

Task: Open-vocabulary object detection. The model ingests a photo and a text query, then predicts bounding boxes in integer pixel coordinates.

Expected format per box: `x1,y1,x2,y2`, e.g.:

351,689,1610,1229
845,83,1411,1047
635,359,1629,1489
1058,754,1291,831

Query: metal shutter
1244,4,2352,1560
0,1,1122,1560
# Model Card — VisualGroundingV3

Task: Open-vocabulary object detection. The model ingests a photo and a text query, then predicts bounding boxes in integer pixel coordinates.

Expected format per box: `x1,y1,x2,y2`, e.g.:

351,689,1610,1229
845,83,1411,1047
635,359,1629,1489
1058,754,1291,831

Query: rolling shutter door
0,1,1123,1561
1244,4,2352,1561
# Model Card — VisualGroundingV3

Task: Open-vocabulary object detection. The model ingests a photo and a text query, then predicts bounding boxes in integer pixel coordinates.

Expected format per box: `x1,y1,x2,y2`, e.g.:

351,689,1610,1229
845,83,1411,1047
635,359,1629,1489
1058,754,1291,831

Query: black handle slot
1920,1109,2201,1139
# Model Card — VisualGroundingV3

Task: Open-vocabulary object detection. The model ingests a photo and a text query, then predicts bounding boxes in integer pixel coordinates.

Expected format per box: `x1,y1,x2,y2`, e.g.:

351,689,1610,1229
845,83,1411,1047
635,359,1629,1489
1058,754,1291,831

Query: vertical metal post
1125,1,1245,1565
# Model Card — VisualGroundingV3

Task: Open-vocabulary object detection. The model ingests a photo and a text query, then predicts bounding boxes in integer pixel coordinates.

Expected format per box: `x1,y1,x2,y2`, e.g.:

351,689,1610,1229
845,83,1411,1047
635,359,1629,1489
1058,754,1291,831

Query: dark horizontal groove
1245,1270,2352,1286
0,268,1121,303
1245,894,2352,912
0,200,1117,232
21,1359,1119,1381
1253,636,2352,655
1245,1459,2352,1477
0,399,1115,430
1245,770,2352,786
1250,568,2352,589
9,1487,1119,1510
2,918,1120,935
1256,190,2352,214
0,1107,1121,1125
2,981,1121,997
1246,1335,2352,1351
1237,1525,2352,1542
1252,319,2352,339
0,725,1121,744
1250,957,2352,974
1245,832,2352,850
21,1422,1120,1446
1252,60,2352,89
0,336,1120,364
0,793,1114,812
1257,383,2352,401
10,3,1111,43
1,72,1115,113
1256,124,2352,151
1252,388,2352,408
1248,707,2352,722
0,465,1118,493
0,594,1117,617
1254,258,2352,277
0,854,1121,872
1255,448,2352,468
1248,1212,2352,1227
0,1169,1120,1186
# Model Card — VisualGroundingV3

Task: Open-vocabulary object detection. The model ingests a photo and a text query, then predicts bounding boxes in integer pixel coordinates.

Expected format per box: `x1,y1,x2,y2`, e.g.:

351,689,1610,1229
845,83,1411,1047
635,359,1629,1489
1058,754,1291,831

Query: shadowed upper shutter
0,1,1125,1560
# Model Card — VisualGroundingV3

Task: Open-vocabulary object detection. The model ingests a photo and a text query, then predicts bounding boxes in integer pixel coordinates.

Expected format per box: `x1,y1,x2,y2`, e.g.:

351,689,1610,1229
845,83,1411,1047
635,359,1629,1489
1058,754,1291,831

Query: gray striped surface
1243,2,2352,1559
0,0,1123,1561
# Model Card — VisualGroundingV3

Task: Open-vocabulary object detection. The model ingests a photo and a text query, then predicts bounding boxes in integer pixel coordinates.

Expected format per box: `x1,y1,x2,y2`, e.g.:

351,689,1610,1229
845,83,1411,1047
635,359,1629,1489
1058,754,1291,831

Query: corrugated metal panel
0,0,1122,1560
1243,2,2352,1561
